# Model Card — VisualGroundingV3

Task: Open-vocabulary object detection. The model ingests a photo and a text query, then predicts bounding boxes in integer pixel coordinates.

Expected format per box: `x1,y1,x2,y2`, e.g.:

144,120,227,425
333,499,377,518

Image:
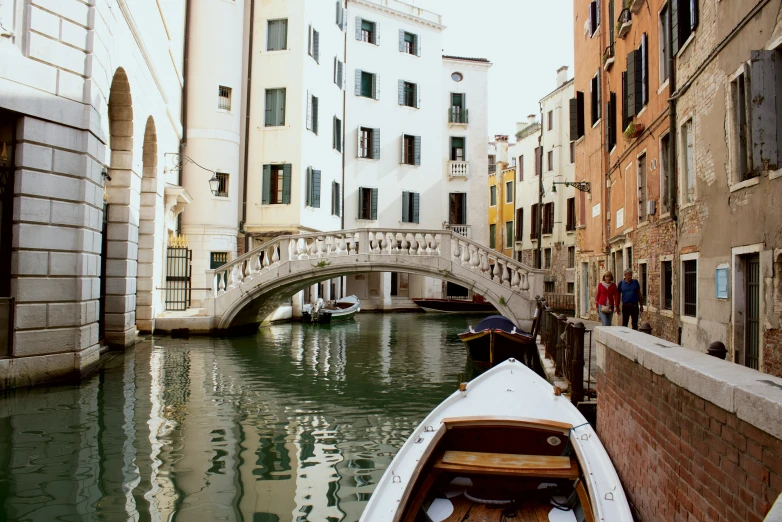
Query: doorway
449,193,466,225
745,254,760,370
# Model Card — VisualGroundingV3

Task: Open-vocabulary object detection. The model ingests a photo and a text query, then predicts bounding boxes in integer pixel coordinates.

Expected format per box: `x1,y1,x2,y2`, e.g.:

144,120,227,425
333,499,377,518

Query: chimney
494,135,509,164
557,66,569,88
527,114,536,126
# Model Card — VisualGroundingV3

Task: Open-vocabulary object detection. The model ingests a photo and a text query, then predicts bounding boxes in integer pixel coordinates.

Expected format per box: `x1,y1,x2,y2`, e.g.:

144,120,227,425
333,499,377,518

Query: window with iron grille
545,281,555,293
505,221,513,248
566,197,576,231
215,172,229,197
210,252,228,269
218,86,232,111
544,248,552,269
683,259,697,316
568,246,575,268
662,260,673,310
639,262,648,305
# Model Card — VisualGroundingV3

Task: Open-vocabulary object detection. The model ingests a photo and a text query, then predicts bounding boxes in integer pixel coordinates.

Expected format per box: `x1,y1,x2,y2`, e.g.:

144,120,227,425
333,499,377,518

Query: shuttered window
542,202,554,234
306,93,318,134
589,1,598,37
671,0,698,55
305,167,321,208
357,18,376,44
267,19,288,51
358,127,380,159
591,72,601,125
401,191,420,223
334,58,344,89
505,222,514,248
626,51,636,120
398,81,418,108
606,92,617,151
335,2,346,30
746,50,779,176
566,197,576,231
518,155,524,181
356,70,377,99
333,116,342,152
307,25,320,63
265,88,286,127
262,164,291,205
358,187,378,220
683,259,697,317
515,208,523,240
399,30,419,55
637,34,648,112
569,92,585,140
638,153,647,221
489,224,497,249
331,181,341,216
530,203,539,239
490,185,497,206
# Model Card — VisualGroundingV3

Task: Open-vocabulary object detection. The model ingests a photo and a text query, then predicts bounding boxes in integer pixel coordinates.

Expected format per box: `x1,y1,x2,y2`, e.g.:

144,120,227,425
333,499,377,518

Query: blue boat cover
473,315,517,333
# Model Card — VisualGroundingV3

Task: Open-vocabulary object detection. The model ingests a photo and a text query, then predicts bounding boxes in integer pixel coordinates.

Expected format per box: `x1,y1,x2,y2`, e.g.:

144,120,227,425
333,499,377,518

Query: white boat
359,358,632,522
301,295,360,323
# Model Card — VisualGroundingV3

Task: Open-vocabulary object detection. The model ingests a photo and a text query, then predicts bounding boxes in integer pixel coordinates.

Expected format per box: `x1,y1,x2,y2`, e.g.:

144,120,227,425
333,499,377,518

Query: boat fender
553,386,562,396
458,382,467,392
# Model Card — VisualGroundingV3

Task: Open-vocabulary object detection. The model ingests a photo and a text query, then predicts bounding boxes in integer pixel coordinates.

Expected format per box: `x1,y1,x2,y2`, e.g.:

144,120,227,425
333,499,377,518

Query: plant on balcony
623,121,644,140
617,9,632,38
626,0,644,14
603,46,615,70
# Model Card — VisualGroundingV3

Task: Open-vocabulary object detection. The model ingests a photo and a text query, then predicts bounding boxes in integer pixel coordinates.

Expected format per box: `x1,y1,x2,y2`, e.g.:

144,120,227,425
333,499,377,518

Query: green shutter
671,0,680,55
336,183,341,216
355,16,362,40
282,164,291,204
265,89,275,126
412,192,420,224
312,170,321,208
312,96,318,135
402,191,410,222
278,89,286,125
355,69,362,95
372,128,380,159
490,224,496,249
414,83,419,108
314,30,320,63
306,167,312,206
413,135,421,166
280,20,288,49
398,80,405,105
461,193,467,224
626,51,636,118
357,187,364,219
372,73,379,100
414,33,420,56
262,165,271,204
399,29,405,52
371,188,378,220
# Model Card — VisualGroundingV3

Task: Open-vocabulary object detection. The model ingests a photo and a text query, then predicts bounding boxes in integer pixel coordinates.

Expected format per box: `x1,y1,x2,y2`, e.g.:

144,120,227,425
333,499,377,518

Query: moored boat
458,315,543,375
412,296,497,314
302,295,360,323
358,359,633,522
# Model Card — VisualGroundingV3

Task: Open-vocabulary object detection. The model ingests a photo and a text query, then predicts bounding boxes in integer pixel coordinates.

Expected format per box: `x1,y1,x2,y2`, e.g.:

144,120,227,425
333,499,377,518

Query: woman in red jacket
595,271,619,326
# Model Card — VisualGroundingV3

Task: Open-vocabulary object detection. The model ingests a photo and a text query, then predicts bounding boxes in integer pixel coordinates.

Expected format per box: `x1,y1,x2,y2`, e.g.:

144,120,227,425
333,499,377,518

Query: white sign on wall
616,208,624,228
592,203,601,217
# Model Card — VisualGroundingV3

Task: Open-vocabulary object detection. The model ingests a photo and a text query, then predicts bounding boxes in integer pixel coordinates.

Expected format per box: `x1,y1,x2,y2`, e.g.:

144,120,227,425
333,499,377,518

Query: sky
408,0,575,139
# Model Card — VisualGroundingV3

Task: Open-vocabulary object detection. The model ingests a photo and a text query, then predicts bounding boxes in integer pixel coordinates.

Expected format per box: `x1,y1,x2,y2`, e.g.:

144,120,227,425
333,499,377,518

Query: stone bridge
202,229,545,331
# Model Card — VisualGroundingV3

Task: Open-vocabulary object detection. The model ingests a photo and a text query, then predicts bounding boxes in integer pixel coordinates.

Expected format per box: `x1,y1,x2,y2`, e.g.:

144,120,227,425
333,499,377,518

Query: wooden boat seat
433,450,579,479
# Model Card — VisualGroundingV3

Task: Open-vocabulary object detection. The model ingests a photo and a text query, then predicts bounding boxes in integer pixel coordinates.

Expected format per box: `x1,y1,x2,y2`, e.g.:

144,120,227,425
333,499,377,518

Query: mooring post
570,321,586,404
555,314,567,377
707,341,728,360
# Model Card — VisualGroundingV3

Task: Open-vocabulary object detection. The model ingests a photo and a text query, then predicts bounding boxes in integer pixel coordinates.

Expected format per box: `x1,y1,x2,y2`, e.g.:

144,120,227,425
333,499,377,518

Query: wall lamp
164,153,221,196
551,180,591,194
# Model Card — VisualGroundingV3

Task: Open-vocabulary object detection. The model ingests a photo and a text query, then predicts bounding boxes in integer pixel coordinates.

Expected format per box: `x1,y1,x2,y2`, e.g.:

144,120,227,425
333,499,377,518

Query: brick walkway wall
598,348,781,521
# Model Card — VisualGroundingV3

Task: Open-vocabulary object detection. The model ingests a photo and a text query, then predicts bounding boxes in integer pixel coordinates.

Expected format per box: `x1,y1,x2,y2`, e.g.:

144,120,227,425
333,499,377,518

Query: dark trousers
621,302,639,330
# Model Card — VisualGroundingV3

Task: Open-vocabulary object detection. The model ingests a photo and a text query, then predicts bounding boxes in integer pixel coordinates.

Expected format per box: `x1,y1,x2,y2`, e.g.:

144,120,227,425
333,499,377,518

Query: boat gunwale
441,415,573,435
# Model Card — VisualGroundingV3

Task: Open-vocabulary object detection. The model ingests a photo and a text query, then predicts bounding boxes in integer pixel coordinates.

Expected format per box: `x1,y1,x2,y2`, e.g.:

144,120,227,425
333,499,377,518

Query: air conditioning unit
647,199,656,216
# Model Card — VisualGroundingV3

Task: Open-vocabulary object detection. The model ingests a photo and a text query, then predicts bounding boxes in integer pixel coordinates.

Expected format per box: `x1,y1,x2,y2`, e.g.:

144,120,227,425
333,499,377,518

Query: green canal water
0,313,486,522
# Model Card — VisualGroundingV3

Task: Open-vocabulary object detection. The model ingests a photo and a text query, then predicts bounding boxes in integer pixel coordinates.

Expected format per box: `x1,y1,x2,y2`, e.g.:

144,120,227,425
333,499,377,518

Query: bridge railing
205,229,544,300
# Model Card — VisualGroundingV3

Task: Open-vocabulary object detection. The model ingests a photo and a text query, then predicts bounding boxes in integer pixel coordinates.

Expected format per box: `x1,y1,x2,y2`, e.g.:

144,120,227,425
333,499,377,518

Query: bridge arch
204,229,544,332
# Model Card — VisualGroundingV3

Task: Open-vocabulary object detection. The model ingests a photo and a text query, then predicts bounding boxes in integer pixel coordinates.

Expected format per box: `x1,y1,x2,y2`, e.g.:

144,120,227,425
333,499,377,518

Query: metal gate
745,254,760,370
165,247,192,311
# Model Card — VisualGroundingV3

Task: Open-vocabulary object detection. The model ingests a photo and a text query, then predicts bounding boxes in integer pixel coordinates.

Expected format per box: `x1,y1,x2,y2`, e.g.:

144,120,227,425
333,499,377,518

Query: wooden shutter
412,192,420,223
671,0,680,55
577,91,585,137
570,97,579,141
277,89,286,125
639,34,648,110
268,20,277,50
371,188,378,220
355,16,362,40
336,2,341,26
335,182,341,216
265,89,275,126
460,193,467,224
626,51,636,117
306,91,312,131
314,30,320,63
306,166,312,206
400,135,406,163
415,83,420,108
355,69,362,95
402,191,410,222
372,128,380,159
399,29,405,52
312,96,319,135
530,203,538,238
280,20,288,49
337,61,343,89
308,24,312,56
262,165,271,204
414,34,420,56
606,92,615,151
282,164,291,204
357,187,364,219
357,127,363,158
689,0,698,32
516,208,523,239
398,79,405,105
414,135,421,166
750,50,779,172
312,170,321,208
372,73,379,100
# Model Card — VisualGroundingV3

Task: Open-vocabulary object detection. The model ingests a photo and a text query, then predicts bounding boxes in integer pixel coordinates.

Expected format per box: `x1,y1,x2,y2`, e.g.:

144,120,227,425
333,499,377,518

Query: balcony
627,0,644,15
449,107,468,124
603,44,615,71
449,224,471,238
489,164,497,175
617,8,632,39
449,160,470,179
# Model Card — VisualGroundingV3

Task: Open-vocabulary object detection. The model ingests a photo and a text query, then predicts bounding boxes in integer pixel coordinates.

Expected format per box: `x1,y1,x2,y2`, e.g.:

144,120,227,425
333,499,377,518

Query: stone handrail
205,229,543,299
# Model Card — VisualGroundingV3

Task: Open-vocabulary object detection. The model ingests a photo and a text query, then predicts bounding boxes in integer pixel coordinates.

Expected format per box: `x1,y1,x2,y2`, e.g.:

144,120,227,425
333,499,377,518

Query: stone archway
136,116,162,332
103,67,140,348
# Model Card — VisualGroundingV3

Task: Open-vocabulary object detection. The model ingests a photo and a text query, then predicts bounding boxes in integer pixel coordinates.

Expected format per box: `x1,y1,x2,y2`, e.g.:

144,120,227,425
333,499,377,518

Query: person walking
618,268,643,330
595,271,619,326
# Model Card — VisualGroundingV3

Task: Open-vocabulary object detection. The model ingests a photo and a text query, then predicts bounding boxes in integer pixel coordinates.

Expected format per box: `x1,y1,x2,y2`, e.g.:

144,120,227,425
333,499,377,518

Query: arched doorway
136,116,161,332
102,67,139,348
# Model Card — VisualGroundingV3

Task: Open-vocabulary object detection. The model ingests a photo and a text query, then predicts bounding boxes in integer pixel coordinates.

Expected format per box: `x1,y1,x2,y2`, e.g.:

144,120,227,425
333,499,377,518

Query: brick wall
597,329,782,522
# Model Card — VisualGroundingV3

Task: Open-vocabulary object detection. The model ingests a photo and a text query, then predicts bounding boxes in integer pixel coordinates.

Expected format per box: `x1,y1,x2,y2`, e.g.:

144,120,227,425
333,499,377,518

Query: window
267,19,288,51
450,93,467,123
451,72,463,82
570,91,585,140
358,18,376,44
489,224,497,249
547,111,553,131
306,92,318,134
589,0,600,37
402,135,421,165
683,259,697,317
210,252,228,269
515,208,523,240
530,203,539,239
662,260,673,310
534,147,542,176
334,58,344,88
544,248,552,269
542,202,555,234
638,153,647,221
731,70,754,182
608,0,615,45
545,281,556,293
547,150,554,171
357,70,377,99
449,193,467,225
335,2,346,30
214,172,229,197
305,167,321,208
399,81,418,108
450,137,465,161
570,142,575,164
218,86,232,111
489,154,496,173
506,221,514,248
400,30,419,56
490,185,497,206
659,3,670,83
566,197,576,231
568,282,575,294
262,164,291,204
505,181,513,203
568,246,575,268
626,36,649,116
672,0,699,55
401,191,420,223
358,187,378,220
265,88,286,126
518,155,524,181
332,181,341,216
510,157,516,167
682,119,695,203
591,72,601,125
307,25,320,63
639,262,648,305
622,71,632,131
606,92,617,151
333,117,342,152
359,127,379,159
660,133,670,213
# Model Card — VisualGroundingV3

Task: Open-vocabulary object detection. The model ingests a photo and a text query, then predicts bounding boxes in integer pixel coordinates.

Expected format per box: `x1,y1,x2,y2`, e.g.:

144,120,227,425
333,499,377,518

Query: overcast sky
409,0,575,139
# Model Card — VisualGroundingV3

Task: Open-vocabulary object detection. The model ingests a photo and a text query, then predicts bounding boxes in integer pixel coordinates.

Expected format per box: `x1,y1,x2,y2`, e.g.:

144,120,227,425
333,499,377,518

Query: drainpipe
342,1,348,228
667,1,677,223
536,103,543,269
179,0,192,234
240,0,256,252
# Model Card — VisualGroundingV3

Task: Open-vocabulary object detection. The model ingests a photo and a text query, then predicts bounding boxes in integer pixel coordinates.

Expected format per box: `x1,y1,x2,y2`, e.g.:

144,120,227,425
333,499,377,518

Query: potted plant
623,121,645,140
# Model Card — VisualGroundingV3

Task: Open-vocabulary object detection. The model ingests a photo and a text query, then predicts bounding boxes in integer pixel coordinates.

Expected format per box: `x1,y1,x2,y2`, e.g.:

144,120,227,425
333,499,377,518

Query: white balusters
521,272,530,291
492,260,502,283
453,242,461,260
319,237,327,257
470,247,480,269
253,253,262,273
461,242,471,265
511,269,520,289
217,270,226,295
271,245,280,264
381,233,389,254
409,235,418,255
339,235,348,255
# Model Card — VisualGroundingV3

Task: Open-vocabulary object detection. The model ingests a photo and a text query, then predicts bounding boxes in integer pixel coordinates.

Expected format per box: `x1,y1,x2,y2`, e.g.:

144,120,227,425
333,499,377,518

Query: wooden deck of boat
444,494,553,521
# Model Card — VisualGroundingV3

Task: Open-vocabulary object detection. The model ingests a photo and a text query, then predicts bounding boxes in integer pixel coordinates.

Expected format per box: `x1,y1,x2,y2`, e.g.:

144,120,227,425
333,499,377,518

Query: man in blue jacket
618,268,643,330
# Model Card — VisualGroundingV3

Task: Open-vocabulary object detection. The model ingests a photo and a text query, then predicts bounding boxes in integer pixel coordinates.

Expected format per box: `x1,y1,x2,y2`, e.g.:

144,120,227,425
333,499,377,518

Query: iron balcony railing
448,107,468,124
488,164,497,174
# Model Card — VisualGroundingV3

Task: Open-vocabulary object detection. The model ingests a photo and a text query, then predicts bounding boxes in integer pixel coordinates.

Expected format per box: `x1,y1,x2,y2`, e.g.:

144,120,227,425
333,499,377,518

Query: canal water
0,313,486,522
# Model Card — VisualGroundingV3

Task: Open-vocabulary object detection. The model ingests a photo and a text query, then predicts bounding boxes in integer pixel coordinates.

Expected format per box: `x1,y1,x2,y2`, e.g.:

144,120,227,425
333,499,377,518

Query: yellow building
487,136,516,258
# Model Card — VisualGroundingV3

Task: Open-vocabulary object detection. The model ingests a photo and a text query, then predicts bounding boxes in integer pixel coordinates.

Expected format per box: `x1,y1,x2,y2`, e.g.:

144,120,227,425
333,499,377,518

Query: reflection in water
0,313,485,521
